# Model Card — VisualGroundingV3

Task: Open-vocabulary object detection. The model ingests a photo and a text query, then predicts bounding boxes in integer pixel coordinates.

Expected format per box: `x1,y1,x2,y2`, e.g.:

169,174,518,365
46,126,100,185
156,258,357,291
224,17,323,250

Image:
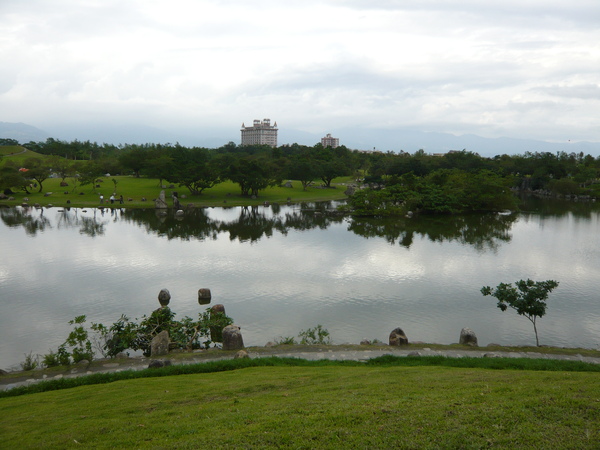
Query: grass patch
3,355,600,399
1,359,599,448
0,174,351,208
0,147,353,207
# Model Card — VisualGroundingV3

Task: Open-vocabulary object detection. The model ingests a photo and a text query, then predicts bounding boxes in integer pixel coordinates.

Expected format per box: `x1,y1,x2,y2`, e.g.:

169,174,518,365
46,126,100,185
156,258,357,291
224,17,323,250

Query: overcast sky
1,0,600,144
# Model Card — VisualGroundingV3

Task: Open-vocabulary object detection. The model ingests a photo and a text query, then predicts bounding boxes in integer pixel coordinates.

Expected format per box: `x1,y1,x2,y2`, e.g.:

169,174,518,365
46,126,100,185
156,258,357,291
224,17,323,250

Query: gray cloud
0,0,599,145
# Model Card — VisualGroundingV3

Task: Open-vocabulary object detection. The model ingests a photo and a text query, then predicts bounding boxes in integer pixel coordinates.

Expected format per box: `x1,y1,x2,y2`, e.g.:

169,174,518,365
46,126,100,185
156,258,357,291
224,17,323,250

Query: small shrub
64,315,94,362
275,336,297,345
20,352,39,371
42,350,60,368
298,325,331,345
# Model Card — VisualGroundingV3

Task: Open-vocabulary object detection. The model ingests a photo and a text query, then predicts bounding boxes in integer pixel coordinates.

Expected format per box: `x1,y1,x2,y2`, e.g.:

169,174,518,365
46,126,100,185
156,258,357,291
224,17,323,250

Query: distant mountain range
2,121,600,157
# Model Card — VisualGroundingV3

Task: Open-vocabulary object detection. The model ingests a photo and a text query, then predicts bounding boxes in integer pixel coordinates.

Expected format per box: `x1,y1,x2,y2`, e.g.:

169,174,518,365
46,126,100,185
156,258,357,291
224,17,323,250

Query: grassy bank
0,146,353,208
1,357,599,448
0,174,352,209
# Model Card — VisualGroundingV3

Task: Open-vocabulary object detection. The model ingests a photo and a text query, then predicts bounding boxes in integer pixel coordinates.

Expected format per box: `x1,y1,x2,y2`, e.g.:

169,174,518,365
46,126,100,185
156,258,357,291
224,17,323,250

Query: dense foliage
2,138,599,214
40,307,234,367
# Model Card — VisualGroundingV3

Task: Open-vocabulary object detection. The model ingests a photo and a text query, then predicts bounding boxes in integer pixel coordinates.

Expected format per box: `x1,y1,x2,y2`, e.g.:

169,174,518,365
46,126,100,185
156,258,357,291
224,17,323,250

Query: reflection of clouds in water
333,246,425,281
2,205,600,368
581,317,600,349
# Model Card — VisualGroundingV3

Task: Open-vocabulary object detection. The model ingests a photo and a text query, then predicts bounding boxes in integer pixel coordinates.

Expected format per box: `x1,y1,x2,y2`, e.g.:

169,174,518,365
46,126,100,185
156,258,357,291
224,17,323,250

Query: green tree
223,153,283,197
165,146,221,195
481,279,559,346
0,163,29,193
288,156,321,190
22,157,52,193
118,145,151,177
77,161,104,193
47,155,76,183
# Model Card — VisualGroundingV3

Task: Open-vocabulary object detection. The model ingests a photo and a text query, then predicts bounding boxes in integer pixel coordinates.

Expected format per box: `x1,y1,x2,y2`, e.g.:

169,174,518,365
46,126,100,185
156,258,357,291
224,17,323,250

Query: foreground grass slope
2,364,599,448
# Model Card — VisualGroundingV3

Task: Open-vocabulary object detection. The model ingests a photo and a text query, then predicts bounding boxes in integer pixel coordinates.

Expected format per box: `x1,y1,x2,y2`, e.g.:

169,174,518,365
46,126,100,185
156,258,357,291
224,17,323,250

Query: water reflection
349,213,517,252
1,202,520,251
0,206,51,235
518,195,600,218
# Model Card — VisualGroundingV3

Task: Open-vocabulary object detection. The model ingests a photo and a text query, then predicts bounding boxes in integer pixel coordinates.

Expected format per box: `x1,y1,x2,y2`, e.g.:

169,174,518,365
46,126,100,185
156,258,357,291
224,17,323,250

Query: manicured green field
1,174,352,209
1,363,599,448
0,146,353,208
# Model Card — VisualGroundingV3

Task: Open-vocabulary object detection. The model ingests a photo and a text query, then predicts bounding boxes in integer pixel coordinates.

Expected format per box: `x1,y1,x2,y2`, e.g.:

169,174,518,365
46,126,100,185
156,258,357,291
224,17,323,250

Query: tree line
1,137,599,214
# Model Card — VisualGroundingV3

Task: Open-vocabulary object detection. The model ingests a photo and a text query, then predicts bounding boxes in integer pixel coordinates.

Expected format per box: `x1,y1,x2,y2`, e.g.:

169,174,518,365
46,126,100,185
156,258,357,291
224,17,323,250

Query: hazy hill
2,121,600,157
0,122,50,143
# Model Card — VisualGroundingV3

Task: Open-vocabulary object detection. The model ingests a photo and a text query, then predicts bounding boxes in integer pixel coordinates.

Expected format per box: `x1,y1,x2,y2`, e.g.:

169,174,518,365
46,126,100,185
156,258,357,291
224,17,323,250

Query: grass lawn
1,174,352,209
1,363,599,448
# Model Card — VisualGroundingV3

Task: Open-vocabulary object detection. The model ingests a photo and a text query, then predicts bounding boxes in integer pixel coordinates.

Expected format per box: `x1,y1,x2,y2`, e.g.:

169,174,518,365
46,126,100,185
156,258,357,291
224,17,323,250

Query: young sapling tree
481,279,559,347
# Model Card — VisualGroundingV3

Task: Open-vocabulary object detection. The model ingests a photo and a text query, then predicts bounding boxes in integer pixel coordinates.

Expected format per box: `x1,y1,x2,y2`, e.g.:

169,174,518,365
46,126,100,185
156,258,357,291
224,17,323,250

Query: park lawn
0,145,31,158
1,364,599,448
1,175,352,209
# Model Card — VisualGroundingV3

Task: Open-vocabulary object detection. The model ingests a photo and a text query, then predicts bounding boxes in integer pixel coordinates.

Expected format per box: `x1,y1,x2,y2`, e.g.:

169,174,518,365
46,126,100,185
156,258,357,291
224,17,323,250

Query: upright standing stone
151,330,170,356
155,190,168,209
158,288,171,307
209,304,226,342
222,325,244,350
173,193,181,210
459,327,478,346
389,327,409,346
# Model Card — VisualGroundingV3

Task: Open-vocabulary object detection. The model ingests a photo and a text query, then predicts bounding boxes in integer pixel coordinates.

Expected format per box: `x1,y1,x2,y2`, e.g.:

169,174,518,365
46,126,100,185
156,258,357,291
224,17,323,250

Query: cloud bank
1,0,599,146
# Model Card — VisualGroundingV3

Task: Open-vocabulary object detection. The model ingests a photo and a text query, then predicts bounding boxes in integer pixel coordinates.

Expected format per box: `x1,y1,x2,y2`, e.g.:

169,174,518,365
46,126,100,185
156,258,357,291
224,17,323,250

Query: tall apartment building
321,133,339,148
241,118,278,147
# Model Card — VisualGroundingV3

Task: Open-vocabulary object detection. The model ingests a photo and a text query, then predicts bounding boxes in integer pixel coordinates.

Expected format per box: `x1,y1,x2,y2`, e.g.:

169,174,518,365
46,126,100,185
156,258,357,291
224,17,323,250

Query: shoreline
3,342,600,391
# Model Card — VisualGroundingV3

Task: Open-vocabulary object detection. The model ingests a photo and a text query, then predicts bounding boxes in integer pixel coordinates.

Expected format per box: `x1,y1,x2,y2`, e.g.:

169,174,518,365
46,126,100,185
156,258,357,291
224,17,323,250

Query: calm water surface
1,199,599,369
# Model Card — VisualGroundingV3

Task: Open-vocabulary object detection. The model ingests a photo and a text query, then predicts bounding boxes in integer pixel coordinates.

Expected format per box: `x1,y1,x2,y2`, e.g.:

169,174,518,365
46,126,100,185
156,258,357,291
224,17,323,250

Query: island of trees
1,137,599,215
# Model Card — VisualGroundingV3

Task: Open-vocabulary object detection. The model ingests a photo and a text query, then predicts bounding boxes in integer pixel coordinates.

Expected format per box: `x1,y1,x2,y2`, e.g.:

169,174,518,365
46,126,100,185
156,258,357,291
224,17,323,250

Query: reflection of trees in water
218,206,287,242
78,213,107,237
118,203,345,243
0,206,51,236
2,203,520,250
0,206,110,237
57,208,108,237
348,212,518,252
119,208,220,241
518,195,600,218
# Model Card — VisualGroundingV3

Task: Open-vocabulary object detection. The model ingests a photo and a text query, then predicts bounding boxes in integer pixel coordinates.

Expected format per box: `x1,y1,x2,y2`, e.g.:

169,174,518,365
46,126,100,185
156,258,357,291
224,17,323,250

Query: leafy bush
275,336,297,345
91,307,234,358
20,352,39,371
26,306,235,367
298,325,331,345
63,315,94,363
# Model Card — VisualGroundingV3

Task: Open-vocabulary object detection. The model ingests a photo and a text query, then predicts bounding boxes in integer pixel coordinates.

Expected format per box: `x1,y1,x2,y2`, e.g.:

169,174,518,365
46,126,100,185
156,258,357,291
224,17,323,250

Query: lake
1,198,599,369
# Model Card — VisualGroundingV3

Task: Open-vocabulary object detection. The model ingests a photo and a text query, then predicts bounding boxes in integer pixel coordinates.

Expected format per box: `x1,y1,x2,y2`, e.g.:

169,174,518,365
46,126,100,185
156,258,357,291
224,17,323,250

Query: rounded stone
158,288,171,307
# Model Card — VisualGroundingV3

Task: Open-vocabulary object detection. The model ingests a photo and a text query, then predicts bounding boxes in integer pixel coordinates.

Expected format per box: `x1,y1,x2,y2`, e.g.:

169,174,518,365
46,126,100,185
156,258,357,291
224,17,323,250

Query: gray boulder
344,186,356,196
234,350,249,359
222,324,244,350
459,327,478,347
389,327,409,346
150,330,170,356
148,359,172,369
158,288,171,307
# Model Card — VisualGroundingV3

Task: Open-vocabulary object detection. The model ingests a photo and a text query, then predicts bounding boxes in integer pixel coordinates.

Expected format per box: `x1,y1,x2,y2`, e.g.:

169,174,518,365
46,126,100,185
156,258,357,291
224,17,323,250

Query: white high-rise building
241,118,278,147
321,133,339,148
